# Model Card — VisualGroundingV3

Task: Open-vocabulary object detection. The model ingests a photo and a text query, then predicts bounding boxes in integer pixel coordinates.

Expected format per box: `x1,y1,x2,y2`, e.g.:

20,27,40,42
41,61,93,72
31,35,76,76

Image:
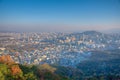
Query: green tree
24,72,37,80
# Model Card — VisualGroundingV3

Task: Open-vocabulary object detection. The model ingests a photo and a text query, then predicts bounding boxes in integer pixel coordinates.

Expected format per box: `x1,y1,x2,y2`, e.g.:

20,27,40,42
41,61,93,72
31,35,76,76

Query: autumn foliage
10,65,22,75
0,55,69,80
0,55,14,64
0,55,22,76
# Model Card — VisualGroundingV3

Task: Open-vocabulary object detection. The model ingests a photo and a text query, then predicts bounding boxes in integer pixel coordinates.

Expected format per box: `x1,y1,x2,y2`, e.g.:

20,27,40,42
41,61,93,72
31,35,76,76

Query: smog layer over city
0,0,120,80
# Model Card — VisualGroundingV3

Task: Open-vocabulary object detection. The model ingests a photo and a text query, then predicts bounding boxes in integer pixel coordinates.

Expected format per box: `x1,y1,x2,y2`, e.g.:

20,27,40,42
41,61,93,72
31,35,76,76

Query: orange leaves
0,55,14,64
0,55,23,76
10,65,22,75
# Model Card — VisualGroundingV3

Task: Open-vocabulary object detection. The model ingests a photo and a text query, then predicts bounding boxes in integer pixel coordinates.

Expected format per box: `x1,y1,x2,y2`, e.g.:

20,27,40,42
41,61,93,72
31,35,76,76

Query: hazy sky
0,0,120,32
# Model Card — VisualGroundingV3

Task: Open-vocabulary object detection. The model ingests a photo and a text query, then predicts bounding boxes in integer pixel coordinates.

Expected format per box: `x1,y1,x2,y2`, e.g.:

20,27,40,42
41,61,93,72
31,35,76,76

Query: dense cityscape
0,31,120,80
0,31,120,67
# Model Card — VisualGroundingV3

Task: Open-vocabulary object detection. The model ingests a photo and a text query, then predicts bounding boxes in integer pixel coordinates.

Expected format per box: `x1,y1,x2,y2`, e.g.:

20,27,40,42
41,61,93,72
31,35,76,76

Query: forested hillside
0,55,69,80
0,51,120,80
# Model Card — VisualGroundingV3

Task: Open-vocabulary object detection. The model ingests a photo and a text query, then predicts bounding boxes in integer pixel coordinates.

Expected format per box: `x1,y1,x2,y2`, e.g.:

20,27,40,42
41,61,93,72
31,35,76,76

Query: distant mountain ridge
82,30,102,35
69,30,104,37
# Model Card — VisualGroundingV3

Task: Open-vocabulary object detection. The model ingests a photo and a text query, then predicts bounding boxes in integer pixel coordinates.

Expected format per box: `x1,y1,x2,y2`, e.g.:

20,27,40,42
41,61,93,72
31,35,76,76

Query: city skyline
0,0,120,32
